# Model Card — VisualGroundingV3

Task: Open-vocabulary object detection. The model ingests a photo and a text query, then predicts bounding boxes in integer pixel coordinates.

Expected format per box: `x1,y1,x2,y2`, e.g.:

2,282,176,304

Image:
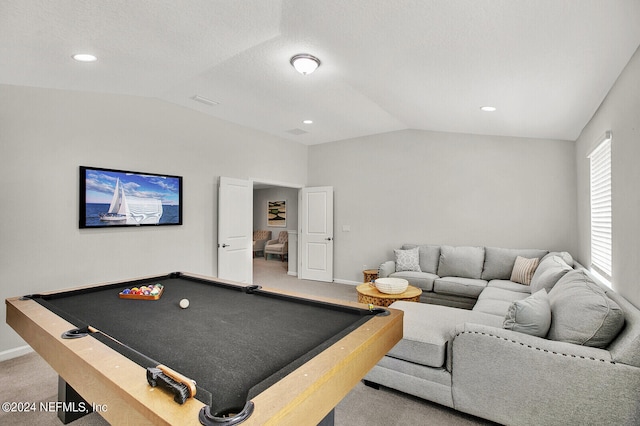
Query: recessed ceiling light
72,54,97,62
480,106,497,112
302,120,313,124
290,54,321,75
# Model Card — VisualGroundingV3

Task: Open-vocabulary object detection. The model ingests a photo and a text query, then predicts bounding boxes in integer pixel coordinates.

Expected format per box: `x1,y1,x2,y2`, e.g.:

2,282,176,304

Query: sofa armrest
378,261,396,278
450,323,640,425
264,238,278,247
253,238,269,251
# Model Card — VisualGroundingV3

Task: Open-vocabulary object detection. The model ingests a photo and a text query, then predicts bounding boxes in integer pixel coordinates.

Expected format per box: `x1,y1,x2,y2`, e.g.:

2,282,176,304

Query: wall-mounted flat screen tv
79,166,183,228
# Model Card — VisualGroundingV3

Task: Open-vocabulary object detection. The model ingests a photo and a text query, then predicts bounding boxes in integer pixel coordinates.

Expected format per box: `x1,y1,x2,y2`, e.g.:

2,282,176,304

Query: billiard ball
179,298,190,309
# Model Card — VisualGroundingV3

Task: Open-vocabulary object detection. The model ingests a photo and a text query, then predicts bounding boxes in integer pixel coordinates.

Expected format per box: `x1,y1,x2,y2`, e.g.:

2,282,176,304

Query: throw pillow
503,289,551,337
394,247,421,272
547,270,625,348
510,256,539,285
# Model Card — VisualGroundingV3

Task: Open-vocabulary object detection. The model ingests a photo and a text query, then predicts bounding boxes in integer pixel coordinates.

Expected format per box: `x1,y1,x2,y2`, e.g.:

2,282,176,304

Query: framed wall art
267,200,286,227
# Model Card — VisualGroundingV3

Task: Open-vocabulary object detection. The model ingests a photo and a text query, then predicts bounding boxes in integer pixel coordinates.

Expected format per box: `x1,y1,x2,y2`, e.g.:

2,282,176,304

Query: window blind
589,134,612,280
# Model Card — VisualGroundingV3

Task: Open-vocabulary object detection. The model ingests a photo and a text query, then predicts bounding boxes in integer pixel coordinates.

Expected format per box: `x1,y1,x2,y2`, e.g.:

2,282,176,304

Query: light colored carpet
253,256,359,302
0,352,109,426
0,261,492,425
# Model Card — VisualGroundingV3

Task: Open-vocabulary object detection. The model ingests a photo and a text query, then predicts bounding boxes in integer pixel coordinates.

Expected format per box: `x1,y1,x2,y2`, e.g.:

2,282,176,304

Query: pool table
5,272,402,425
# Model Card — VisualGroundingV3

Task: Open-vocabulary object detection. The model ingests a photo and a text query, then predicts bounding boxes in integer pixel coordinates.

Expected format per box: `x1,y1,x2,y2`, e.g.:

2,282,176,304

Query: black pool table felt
34,276,372,415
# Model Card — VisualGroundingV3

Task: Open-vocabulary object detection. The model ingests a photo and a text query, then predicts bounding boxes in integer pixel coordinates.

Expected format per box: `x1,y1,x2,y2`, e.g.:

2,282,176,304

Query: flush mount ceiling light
302,119,313,124
480,106,497,112
290,54,321,75
72,53,97,62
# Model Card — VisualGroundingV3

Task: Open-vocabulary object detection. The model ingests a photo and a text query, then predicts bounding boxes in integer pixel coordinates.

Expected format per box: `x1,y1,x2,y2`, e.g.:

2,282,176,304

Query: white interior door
218,177,252,284
299,186,333,282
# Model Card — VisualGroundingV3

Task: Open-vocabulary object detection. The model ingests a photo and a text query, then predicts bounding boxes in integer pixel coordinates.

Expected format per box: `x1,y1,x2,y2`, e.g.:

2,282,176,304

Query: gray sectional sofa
367,244,640,425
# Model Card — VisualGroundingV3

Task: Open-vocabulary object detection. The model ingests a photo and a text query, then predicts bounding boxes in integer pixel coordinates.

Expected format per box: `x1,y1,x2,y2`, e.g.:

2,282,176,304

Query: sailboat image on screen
100,178,163,225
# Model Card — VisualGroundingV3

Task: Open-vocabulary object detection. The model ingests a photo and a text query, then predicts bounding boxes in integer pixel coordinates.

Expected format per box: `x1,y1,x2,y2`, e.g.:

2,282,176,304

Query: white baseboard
0,345,33,362
287,271,297,277
333,279,359,286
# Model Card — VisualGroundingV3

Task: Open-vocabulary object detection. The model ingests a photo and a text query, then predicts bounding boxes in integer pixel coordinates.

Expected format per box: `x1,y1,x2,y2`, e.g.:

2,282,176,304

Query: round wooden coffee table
356,283,422,307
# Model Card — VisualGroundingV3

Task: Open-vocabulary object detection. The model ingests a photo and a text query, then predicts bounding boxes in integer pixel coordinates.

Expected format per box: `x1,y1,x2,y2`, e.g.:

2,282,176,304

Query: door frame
250,178,304,279
223,178,332,283
251,179,304,191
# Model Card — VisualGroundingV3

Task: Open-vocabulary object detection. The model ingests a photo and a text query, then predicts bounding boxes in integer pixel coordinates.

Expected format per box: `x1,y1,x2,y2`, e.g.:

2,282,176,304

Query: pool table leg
318,408,335,426
57,376,93,424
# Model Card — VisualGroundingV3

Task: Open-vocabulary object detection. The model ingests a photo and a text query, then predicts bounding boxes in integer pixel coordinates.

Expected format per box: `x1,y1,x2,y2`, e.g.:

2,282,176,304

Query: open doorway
218,177,332,286
252,180,301,284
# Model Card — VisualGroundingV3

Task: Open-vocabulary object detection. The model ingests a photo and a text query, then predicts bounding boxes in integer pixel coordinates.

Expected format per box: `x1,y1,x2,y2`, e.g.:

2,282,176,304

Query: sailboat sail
107,178,122,214
100,177,163,224
117,187,129,216
100,178,128,222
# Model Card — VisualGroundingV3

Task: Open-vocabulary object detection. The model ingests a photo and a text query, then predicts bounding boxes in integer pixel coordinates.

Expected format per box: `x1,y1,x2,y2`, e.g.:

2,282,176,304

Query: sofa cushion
481,247,548,280
510,256,539,285
503,289,551,337
541,250,574,266
389,271,437,292
530,255,572,294
473,298,515,317
434,276,488,298
547,270,625,348
402,244,440,274
487,280,531,293
437,245,485,279
386,301,504,369
474,287,530,316
478,286,531,303
394,247,421,272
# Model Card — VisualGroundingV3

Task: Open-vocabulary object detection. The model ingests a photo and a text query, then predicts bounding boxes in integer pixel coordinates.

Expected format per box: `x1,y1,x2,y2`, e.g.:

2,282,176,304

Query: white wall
575,46,640,308
0,85,307,354
308,129,577,283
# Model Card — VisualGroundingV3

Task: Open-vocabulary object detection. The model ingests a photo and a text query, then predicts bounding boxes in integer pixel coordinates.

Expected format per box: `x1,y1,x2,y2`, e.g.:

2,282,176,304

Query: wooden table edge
356,283,423,298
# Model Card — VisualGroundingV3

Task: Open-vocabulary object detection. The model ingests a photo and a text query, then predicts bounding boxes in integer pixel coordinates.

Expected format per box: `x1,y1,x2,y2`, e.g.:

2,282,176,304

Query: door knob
221,243,230,248
325,237,333,241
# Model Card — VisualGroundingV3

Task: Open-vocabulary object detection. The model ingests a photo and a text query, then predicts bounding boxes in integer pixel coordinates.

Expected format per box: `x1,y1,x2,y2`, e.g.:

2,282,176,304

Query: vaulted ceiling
2,1,640,145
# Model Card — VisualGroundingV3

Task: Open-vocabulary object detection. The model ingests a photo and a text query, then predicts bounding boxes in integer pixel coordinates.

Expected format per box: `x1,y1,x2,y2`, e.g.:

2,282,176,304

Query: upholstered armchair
264,231,288,261
253,230,272,257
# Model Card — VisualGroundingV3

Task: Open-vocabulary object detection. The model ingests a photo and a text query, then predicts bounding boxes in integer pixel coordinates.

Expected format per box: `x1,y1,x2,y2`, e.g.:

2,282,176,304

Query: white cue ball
179,298,190,309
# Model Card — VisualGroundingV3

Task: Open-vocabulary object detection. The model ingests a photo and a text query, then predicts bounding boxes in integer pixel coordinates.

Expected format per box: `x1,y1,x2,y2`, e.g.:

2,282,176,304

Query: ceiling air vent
191,95,219,106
